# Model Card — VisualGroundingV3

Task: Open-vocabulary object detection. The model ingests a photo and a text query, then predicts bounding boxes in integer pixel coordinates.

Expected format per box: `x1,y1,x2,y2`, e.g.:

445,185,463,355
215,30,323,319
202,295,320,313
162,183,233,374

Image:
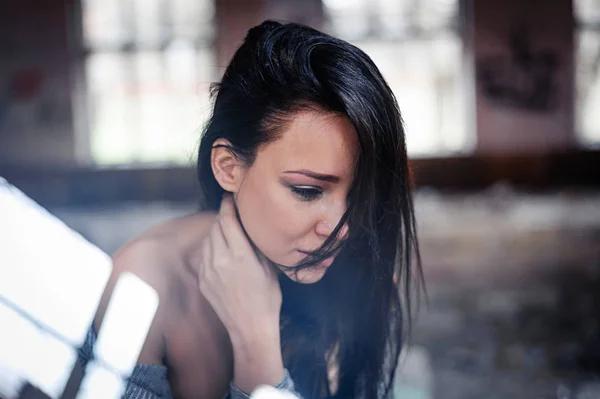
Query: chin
282,267,328,284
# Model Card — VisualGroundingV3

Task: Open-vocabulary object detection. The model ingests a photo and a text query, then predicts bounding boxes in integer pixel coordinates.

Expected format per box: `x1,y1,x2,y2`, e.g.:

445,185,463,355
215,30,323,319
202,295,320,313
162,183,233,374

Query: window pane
575,29,600,146
415,0,457,31
131,0,169,47
87,53,139,164
324,0,469,156
323,0,371,40
136,47,215,164
83,0,215,165
83,0,133,47
361,35,468,156
377,0,416,37
575,0,600,24
172,0,215,40
87,47,215,165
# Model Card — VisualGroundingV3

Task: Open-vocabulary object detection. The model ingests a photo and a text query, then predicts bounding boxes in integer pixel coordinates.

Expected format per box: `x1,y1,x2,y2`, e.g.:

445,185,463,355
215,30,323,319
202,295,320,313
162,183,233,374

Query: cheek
237,172,313,262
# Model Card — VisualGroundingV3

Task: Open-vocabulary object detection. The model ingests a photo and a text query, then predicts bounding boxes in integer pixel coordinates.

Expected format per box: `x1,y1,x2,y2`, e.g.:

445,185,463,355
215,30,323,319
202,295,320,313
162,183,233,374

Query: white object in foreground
0,177,159,399
0,177,112,347
251,385,301,399
76,272,159,399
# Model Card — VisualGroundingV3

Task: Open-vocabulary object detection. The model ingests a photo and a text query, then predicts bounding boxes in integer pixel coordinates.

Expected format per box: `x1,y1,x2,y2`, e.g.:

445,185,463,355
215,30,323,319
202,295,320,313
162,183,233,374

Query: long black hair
197,20,423,399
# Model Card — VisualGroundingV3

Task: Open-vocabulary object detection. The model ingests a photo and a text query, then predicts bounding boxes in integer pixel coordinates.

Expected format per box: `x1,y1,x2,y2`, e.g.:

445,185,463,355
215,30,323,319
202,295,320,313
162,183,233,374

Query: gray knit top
78,327,300,399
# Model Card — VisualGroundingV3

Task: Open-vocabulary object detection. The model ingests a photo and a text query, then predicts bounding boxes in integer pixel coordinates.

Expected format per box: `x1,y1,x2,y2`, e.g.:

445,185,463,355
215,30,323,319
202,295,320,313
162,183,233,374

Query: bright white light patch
0,178,159,398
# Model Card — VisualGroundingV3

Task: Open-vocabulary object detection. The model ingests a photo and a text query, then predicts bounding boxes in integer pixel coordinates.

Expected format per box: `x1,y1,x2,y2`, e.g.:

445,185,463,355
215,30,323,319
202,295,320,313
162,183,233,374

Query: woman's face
235,111,357,284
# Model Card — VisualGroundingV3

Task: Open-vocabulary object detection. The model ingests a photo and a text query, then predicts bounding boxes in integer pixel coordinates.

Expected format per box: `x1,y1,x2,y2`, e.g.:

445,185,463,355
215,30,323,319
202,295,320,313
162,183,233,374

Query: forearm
229,326,285,394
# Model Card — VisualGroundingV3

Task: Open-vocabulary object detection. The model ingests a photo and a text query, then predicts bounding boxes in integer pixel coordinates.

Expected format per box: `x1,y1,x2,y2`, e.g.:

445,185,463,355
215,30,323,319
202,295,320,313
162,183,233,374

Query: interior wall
214,0,324,74
472,0,575,153
0,0,77,166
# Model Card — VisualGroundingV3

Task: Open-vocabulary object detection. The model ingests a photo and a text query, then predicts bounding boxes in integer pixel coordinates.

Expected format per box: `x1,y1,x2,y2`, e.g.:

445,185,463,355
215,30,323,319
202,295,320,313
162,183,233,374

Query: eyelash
290,186,323,201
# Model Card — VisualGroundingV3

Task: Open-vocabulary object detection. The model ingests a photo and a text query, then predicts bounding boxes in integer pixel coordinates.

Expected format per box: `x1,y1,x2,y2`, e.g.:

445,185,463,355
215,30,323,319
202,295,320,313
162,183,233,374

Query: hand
198,195,282,336
198,195,284,392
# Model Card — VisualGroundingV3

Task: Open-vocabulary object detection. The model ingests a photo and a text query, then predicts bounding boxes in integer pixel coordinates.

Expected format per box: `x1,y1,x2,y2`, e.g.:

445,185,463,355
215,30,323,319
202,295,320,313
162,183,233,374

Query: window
323,0,472,157
575,0,600,147
82,0,216,165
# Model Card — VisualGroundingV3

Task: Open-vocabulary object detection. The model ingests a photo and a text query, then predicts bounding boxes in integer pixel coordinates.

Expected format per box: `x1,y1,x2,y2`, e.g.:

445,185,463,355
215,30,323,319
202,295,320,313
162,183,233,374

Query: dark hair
197,20,423,399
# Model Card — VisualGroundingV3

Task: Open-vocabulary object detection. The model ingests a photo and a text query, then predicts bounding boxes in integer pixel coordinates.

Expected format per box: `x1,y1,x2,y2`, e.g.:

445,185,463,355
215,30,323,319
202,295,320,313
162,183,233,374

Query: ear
211,138,247,193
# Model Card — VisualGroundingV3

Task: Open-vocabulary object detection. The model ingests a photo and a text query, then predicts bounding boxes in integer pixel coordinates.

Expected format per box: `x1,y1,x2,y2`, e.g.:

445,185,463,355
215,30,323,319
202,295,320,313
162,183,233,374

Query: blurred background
0,0,599,397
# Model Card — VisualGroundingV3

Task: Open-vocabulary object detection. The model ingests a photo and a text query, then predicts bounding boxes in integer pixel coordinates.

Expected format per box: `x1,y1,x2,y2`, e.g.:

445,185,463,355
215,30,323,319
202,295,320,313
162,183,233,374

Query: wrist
230,323,284,393
228,318,280,348
230,324,282,367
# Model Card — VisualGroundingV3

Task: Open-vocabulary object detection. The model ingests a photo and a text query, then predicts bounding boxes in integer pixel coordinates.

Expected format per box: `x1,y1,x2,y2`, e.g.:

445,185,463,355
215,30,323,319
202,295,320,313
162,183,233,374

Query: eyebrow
282,169,340,183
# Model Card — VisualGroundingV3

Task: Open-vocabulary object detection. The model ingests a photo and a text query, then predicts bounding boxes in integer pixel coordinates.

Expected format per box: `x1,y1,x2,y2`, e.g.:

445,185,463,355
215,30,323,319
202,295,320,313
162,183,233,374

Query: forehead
256,111,358,177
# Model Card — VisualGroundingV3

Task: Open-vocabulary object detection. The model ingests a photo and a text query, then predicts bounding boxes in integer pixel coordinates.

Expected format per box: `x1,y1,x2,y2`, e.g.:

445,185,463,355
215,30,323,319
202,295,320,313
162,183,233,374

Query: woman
79,20,422,399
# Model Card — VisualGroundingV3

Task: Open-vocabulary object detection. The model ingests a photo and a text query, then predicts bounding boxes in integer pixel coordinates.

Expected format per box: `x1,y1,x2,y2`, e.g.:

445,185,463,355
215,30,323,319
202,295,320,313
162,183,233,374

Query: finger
198,236,212,280
198,239,215,299
210,215,229,249
218,195,253,253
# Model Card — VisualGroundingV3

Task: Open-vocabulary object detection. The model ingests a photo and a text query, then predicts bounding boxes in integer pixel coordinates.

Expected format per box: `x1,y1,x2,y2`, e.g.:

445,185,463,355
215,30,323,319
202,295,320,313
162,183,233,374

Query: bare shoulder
111,211,216,287
111,236,174,291
91,237,173,364
93,212,216,365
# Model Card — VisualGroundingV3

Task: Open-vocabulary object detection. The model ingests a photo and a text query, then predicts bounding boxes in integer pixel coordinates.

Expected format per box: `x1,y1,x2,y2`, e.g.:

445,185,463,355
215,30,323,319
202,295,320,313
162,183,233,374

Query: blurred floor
50,188,600,399
413,188,600,399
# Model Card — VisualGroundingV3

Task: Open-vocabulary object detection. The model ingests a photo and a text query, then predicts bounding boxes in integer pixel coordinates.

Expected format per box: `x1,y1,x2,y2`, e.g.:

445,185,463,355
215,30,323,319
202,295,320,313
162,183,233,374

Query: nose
315,214,349,241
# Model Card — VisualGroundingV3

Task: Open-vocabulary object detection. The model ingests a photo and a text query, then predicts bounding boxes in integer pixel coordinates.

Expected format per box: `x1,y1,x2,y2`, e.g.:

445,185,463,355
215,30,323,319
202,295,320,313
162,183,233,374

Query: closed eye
290,186,323,201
